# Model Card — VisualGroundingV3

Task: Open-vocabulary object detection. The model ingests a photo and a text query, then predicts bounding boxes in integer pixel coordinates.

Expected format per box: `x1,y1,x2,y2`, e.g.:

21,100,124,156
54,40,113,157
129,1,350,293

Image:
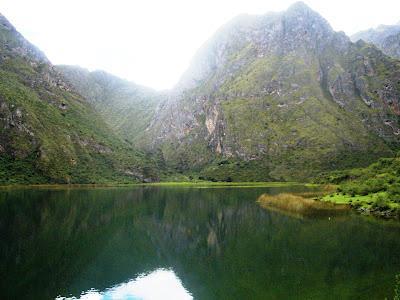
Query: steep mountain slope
56,65,162,143
380,32,400,59
141,2,400,181
351,24,400,59
0,13,159,184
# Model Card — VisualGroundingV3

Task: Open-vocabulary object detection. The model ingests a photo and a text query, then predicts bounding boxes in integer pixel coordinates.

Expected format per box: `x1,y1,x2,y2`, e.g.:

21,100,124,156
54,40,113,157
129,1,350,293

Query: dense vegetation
316,154,400,218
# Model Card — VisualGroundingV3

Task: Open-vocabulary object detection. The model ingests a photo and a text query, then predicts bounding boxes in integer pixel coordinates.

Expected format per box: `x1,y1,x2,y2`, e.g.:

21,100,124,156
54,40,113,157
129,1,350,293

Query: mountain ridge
135,2,400,180
351,22,400,59
1,2,400,183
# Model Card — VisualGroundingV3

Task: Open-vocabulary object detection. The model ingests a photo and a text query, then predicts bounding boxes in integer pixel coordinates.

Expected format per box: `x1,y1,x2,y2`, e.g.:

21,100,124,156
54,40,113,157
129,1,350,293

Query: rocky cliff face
0,14,159,183
141,2,400,180
380,32,400,59
351,23,400,59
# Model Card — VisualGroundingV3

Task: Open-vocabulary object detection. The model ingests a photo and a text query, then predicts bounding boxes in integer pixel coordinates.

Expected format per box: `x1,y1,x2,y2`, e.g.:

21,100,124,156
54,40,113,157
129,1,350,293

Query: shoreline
321,193,400,220
0,181,309,190
2,182,398,220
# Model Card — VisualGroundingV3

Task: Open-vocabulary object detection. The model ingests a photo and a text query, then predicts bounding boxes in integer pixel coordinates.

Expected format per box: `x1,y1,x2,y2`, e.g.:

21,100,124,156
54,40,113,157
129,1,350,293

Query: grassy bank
315,155,400,220
141,181,303,188
257,192,348,218
0,181,306,190
321,192,400,219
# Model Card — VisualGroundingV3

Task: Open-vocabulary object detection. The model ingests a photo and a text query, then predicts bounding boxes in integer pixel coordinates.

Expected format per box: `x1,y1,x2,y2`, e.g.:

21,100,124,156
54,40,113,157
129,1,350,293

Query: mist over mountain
352,22,400,59
1,2,400,183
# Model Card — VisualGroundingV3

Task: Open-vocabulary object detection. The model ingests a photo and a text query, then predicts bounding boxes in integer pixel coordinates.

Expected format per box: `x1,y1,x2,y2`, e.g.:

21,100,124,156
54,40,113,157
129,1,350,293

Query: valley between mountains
1,2,400,184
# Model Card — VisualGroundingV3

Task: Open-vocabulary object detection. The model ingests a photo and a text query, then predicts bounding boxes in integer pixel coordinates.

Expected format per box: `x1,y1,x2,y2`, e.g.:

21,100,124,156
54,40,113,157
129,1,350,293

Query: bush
388,184,400,203
351,202,362,209
341,178,386,196
372,195,390,211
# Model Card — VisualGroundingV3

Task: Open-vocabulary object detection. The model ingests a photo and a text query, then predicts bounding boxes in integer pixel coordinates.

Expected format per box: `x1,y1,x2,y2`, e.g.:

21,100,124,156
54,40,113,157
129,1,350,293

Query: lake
0,185,399,299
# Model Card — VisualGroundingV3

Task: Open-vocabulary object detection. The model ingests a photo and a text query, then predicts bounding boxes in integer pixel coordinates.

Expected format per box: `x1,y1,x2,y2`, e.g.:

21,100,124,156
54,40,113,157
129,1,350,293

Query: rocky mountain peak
285,1,323,21
142,2,400,180
177,2,342,91
284,1,333,33
287,1,310,11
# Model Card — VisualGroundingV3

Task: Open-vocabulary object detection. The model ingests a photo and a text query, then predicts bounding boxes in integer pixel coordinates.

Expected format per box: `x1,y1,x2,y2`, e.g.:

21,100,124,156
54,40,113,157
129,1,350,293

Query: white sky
1,0,399,90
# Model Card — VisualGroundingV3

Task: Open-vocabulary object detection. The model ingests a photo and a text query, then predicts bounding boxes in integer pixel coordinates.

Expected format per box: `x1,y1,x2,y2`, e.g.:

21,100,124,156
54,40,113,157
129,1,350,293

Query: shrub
388,184,400,203
372,195,390,211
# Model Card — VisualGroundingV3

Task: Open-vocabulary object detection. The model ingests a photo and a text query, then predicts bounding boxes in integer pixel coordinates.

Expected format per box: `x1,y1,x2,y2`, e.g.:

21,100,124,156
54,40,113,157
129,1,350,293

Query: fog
1,0,399,89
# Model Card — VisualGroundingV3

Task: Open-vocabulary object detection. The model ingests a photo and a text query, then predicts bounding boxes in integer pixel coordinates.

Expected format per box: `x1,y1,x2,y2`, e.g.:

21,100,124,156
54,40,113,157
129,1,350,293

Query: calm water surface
0,186,399,299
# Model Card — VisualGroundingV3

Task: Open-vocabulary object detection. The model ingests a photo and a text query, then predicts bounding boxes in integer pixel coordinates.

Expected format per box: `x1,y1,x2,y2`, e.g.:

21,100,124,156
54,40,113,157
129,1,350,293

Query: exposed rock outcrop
139,2,400,180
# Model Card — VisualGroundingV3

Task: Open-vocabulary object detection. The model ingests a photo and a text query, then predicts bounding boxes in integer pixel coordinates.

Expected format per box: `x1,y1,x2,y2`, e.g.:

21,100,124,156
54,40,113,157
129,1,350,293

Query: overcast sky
1,0,399,90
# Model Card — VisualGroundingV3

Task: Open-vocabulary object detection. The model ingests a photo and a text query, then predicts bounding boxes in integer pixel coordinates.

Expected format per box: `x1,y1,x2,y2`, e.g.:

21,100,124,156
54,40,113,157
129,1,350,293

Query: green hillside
57,65,162,143
0,13,159,184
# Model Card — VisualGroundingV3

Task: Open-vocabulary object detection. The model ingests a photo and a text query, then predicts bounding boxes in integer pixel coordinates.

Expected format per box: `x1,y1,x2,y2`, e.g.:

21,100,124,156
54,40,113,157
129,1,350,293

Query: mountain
351,23,400,59
0,13,159,184
351,24,400,45
138,2,400,181
380,32,400,59
3,2,400,183
56,66,162,143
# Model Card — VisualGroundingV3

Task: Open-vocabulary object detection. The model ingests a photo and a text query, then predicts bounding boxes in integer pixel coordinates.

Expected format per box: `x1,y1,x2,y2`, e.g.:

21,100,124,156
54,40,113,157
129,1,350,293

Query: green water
0,186,399,299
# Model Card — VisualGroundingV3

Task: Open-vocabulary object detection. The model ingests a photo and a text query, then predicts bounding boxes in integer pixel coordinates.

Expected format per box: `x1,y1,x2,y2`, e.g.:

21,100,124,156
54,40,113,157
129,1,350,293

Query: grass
316,155,400,219
322,192,400,209
0,181,307,190
257,193,348,218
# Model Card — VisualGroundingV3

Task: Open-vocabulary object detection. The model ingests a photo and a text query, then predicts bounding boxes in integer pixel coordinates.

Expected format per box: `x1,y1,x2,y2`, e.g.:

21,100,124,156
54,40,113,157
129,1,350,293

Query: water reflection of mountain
0,187,399,299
